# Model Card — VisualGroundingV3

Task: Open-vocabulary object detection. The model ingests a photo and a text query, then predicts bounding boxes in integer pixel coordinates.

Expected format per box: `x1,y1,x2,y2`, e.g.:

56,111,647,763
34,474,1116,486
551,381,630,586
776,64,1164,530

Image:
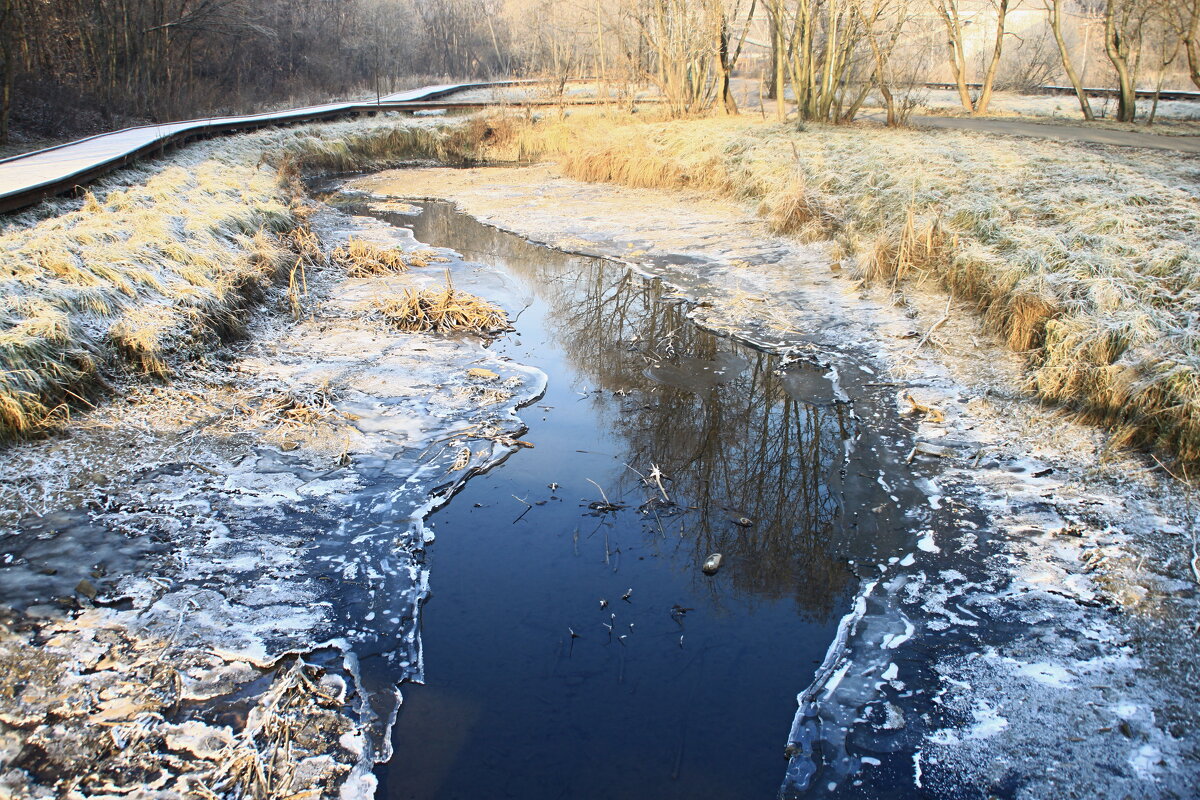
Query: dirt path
908,114,1200,153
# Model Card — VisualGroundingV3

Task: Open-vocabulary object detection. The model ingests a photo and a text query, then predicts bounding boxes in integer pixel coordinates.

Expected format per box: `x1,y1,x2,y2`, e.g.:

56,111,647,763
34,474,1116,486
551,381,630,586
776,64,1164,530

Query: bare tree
972,0,1010,114
1173,0,1200,89
714,0,758,115
1103,0,1143,121
762,0,867,123
852,0,912,125
1048,0,1095,118
930,0,974,111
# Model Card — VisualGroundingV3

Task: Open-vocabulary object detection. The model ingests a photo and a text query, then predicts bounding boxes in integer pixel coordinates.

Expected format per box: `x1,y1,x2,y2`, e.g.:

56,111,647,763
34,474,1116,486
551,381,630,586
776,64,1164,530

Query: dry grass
0,170,295,436
0,113,513,441
274,114,529,176
495,109,1200,466
208,658,347,800
330,238,448,277
9,105,1198,465
370,272,511,335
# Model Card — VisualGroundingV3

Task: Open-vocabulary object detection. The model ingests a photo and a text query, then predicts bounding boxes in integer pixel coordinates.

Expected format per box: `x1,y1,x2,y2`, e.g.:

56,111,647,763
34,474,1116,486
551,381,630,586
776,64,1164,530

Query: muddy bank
346,165,1200,799
0,206,543,798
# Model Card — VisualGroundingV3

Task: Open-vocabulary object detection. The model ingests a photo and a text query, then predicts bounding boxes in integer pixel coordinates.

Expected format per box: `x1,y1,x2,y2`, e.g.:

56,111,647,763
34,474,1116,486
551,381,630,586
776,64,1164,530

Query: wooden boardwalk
0,82,514,214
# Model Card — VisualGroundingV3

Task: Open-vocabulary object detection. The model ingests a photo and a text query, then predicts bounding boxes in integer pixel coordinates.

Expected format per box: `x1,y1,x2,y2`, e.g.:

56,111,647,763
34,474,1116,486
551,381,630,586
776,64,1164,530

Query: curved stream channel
0,190,963,799
336,198,939,799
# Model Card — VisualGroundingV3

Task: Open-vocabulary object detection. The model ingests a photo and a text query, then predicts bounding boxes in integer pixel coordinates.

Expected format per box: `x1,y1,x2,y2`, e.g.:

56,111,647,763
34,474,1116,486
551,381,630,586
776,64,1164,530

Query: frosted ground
911,87,1200,122
0,110,1197,798
356,163,1200,798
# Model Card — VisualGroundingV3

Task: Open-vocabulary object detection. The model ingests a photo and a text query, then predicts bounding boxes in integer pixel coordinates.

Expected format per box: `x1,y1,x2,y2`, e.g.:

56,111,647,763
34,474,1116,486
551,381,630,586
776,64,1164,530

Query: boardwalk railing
0,81,527,214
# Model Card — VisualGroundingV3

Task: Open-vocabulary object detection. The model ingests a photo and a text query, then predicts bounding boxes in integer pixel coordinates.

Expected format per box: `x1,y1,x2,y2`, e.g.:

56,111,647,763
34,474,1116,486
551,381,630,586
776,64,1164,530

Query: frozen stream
337,199,940,799
0,190,983,800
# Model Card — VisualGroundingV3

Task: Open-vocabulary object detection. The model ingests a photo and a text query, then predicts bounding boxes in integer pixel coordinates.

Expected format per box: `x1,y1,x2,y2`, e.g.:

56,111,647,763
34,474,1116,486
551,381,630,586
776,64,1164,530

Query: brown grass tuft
330,239,449,277
331,238,409,276
371,272,510,335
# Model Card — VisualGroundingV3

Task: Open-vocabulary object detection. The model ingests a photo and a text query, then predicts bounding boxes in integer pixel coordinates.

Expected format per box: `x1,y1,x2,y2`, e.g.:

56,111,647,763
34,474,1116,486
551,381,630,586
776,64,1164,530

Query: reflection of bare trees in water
401,202,854,617
588,297,853,619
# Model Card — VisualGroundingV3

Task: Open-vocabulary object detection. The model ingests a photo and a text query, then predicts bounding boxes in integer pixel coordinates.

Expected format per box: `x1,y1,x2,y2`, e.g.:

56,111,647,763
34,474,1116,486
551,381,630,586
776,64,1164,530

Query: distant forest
2,0,1198,143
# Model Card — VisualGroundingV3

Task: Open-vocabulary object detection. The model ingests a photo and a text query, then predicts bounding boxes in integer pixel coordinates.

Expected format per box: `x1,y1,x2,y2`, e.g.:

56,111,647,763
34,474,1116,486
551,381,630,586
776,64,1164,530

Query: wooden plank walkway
0,81,518,214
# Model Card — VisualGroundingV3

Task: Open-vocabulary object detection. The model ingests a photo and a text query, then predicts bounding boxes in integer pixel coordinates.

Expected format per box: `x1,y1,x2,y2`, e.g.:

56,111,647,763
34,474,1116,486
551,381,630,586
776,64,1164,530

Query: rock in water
702,553,723,575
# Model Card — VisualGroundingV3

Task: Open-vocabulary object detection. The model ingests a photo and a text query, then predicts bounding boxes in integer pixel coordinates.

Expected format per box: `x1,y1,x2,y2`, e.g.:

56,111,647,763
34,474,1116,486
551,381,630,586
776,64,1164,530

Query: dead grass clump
331,238,407,276
207,658,350,800
766,179,838,239
372,273,510,335
560,142,692,190
259,381,341,431
285,223,325,265
985,283,1060,352
858,208,954,287
331,238,449,277
108,305,178,376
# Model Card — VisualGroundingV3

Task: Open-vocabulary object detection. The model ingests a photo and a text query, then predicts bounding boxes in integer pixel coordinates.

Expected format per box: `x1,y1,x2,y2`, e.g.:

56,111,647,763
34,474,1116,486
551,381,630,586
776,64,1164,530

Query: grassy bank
0,115,503,439
6,108,1199,467
488,112,1200,467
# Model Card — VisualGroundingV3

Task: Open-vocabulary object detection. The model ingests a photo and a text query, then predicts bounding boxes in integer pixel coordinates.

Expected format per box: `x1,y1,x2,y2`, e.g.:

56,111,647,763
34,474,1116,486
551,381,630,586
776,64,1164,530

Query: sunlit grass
369,272,511,335
0,114,505,440
494,110,1200,465
329,238,448,277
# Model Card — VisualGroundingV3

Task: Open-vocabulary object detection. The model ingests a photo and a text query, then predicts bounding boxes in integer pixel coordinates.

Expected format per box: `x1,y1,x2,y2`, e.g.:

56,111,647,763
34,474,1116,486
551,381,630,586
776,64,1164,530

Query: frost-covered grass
906,88,1200,124
0,114,503,439
500,111,1200,465
10,104,1199,464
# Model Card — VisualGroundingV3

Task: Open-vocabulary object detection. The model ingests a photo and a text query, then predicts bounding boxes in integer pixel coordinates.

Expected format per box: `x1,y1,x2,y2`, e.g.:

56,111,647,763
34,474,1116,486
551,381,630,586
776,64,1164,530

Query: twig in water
903,294,953,361
586,478,622,512
586,478,610,505
512,494,532,524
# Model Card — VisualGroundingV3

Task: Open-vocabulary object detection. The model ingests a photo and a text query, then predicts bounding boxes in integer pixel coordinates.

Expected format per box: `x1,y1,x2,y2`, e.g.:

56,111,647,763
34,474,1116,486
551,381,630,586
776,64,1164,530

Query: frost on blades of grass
0,114,511,440
523,112,1200,466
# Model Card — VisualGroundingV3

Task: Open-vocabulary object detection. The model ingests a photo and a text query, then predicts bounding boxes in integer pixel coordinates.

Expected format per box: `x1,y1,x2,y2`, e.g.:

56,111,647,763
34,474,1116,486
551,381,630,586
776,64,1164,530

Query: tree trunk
1049,0,1094,120
973,0,1009,115
773,6,786,119
0,0,14,145
1185,1,1200,90
855,0,898,125
716,12,738,114
934,0,974,112
1103,0,1136,122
